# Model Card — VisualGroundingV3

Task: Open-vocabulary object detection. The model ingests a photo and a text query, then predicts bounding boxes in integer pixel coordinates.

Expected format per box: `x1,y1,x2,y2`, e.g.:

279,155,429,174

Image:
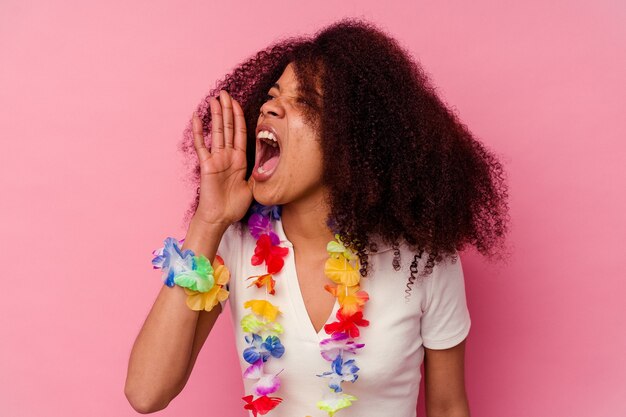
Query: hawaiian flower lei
242,203,370,417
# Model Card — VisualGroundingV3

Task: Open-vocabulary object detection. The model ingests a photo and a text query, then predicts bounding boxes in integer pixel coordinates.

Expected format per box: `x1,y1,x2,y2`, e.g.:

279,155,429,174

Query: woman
125,18,509,417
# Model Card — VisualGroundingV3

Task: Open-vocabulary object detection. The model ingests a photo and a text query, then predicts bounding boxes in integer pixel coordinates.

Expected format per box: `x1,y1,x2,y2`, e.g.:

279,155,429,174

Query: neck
280,192,334,250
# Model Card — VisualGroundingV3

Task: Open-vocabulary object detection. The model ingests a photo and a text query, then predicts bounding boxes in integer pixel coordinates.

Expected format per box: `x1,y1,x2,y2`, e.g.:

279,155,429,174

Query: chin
252,185,283,207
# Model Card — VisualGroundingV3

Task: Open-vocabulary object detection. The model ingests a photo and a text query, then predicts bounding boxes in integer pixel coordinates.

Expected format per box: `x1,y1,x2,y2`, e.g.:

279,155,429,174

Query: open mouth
253,129,281,180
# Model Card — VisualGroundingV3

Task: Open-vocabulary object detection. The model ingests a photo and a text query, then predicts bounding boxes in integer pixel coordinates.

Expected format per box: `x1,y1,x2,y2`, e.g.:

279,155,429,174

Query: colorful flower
171,253,214,292
244,358,282,395
244,299,280,322
324,309,370,338
247,274,277,295
242,394,283,417
324,255,360,287
184,263,229,311
317,355,360,392
325,284,369,316
316,392,358,417
240,314,284,336
243,333,285,363
251,204,282,221
251,234,289,274
326,235,357,261
248,213,280,245
319,332,365,361
151,237,197,287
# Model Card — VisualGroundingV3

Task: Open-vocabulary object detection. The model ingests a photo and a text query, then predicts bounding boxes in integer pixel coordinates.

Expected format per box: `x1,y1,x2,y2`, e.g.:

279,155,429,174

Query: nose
259,97,285,118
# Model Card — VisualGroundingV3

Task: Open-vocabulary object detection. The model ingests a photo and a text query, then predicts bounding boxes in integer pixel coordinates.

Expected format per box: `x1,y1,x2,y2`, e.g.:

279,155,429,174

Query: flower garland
151,237,230,311
241,203,370,417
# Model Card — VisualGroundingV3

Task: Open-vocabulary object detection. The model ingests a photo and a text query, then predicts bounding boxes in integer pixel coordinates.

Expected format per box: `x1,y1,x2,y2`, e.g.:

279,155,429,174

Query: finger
210,95,225,152
192,112,211,162
231,98,247,153
220,90,234,148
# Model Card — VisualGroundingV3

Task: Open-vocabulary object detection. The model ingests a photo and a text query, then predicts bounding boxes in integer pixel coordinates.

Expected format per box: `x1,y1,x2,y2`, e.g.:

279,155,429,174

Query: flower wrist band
151,237,230,312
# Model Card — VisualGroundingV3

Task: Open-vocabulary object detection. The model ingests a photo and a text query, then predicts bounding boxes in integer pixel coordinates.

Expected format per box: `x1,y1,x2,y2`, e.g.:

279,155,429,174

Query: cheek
309,153,324,178
295,144,323,177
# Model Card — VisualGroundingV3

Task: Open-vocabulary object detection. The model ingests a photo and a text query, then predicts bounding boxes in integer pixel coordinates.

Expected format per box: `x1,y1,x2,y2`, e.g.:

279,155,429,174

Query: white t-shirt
217,217,471,417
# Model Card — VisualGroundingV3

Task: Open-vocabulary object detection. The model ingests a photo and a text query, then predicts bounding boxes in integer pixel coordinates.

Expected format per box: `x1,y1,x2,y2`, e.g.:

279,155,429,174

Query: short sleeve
420,252,471,349
215,223,242,310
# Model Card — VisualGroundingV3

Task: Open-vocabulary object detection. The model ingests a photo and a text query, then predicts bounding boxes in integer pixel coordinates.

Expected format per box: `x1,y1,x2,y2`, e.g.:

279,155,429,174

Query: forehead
271,63,299,93
271,63,323,99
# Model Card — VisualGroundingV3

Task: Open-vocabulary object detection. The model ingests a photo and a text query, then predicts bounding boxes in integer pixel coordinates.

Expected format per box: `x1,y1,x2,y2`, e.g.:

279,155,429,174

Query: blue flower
326,217,340,235
266,205,282,220
250,203,282,220
243,333,285,364
151,237,196,287
317,355,360,392
262,335,285,358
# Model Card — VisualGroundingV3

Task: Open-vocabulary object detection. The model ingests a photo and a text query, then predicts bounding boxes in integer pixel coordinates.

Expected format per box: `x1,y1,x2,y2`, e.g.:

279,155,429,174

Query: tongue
261,154,280,172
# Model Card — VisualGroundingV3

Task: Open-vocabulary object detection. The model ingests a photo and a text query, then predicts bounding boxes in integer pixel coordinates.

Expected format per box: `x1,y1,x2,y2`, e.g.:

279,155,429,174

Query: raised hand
191,90,253,227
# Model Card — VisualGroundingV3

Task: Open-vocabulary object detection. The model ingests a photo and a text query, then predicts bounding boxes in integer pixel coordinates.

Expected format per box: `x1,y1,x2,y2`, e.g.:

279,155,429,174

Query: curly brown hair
179,18,510,295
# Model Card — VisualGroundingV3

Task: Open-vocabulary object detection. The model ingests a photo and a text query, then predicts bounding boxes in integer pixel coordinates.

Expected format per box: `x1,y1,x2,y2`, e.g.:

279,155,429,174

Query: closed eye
296,97,310,106
265,93,312,108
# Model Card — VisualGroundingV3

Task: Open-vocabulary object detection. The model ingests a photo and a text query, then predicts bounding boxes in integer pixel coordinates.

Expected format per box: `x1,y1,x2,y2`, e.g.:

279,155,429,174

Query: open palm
192,90,253,226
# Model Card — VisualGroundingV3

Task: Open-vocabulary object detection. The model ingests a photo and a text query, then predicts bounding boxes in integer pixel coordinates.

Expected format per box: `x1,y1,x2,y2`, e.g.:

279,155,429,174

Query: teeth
257,130,278,143
257,166,265,173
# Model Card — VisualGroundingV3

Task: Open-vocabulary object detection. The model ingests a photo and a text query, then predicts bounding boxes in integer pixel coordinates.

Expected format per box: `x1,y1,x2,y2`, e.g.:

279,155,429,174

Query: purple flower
243,359,282,396
319,332,365,361
248,213,280,245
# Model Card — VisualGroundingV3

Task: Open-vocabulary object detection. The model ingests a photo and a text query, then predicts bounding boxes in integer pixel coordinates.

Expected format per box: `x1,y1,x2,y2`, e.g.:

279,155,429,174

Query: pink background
1,1,624,416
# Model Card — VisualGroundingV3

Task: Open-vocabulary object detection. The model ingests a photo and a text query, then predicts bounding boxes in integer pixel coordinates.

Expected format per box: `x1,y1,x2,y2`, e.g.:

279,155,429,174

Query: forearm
124,218,228,413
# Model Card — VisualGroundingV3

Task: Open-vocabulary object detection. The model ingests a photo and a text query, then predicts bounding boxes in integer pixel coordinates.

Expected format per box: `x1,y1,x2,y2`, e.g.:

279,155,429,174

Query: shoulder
366,237,428,274
367,239,463,299
371,238,460,272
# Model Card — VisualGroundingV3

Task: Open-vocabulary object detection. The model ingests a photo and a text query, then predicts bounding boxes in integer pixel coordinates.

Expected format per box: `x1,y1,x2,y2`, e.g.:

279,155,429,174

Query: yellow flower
244,299,281,322
324,256,360,286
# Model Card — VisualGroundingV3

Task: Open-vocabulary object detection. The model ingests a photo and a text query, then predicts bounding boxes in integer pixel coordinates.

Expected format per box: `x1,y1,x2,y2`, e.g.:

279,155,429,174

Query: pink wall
1,1,624,416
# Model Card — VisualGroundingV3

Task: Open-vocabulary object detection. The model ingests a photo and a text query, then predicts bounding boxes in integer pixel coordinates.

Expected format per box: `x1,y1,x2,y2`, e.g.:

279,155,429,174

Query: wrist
150,232,231,312
181,217,229,258
190,215,231,236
